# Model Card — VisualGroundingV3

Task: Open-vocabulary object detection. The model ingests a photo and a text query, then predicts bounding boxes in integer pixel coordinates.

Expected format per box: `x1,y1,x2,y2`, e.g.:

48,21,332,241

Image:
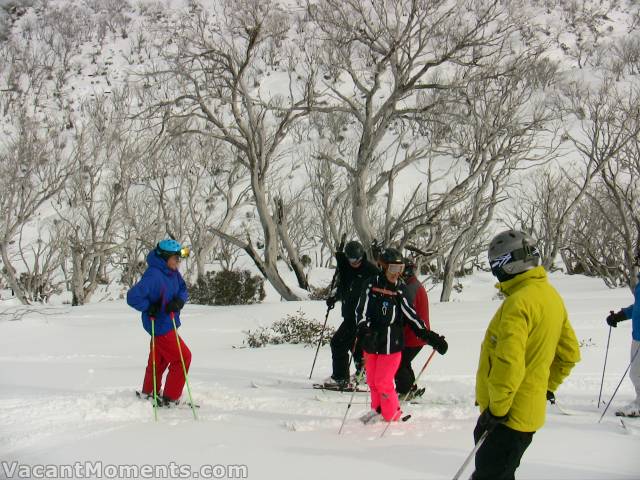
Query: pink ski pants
364,351,402,421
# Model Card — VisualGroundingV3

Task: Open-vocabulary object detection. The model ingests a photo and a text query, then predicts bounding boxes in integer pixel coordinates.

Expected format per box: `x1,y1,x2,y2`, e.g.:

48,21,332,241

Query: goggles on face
166,246,190,260
348,257,362,264
386,263,404,274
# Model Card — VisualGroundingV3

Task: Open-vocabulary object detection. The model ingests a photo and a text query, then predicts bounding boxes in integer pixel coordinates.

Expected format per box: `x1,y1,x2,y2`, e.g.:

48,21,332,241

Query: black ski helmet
488,230,540,281
380,247,403,265
344,241,364,261
403,257,417,278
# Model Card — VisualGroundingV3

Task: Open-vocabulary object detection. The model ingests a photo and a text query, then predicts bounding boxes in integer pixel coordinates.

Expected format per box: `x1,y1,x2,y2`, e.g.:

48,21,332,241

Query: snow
1,271,639,479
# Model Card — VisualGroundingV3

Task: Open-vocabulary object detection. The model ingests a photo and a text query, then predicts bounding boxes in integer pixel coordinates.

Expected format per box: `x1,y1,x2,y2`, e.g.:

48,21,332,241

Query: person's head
156,239,190,271
344,240,364,268
402,257,417,280
380,247,404,283
488,230,540,282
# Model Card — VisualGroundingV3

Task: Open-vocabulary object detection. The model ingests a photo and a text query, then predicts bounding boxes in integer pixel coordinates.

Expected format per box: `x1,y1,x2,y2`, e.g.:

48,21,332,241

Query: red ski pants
364,351,402,421
142,329,191,401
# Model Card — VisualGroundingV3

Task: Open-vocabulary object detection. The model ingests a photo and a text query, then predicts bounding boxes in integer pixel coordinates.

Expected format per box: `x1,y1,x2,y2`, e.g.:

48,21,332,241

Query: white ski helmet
488,230,541,278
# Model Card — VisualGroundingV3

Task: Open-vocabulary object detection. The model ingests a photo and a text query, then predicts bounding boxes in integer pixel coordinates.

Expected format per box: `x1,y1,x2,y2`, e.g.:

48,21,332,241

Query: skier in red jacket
395,258,430,399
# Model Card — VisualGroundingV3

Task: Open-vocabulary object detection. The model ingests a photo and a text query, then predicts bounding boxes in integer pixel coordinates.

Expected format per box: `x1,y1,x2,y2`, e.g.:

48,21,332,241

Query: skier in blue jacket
606,249,640,417
127,239,190,405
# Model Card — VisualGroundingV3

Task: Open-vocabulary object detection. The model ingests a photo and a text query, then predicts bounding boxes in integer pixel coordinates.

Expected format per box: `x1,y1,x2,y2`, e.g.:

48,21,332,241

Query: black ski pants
471,421,534,480
395,346,423,394
330,317,363,381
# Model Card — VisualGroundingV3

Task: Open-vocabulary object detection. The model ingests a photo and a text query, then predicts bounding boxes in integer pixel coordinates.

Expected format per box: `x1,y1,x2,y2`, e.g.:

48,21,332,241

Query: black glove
165,298,185,313
357,323,377,353
423,330,448,355
148,302,161,318
477,408,507,432
546,390,556,405
326,296,337,310
606,310,627,328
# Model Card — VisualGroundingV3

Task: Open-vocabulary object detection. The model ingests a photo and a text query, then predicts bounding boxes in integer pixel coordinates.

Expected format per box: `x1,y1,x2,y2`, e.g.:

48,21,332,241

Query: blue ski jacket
127,250,188,336
622,273,640,341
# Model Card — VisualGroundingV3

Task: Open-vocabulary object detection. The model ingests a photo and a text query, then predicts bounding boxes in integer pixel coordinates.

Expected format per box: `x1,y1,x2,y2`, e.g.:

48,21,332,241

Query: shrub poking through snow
189,270,265,306
243,309,335,348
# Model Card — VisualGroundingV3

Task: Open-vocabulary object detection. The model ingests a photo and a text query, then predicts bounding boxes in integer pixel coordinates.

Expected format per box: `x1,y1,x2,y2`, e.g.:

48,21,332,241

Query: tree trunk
0,243,29,305
240,174,300,300
440,233,467,302
274,197,309,290
71,246,85,306
352,172,375,251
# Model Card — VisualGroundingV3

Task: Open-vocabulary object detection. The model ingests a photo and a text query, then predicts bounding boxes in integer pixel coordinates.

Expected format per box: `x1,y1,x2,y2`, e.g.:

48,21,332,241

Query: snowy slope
1,272,639,479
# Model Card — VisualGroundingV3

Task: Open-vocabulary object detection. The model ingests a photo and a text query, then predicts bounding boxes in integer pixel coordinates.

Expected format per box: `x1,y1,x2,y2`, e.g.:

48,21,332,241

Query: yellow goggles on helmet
179,246,190,258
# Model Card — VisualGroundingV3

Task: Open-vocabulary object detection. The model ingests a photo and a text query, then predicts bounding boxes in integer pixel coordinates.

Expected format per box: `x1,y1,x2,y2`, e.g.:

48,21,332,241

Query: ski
549,400,584,416
135,390,200,409
400,387,426,403
619,418,640,434
359,412,411,425
313,394,424,405
615,411,640,418
312,383,369,393
313,394,368,404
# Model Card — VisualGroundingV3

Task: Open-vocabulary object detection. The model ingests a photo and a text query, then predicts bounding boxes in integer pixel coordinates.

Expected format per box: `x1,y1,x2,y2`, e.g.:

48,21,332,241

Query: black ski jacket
333,251,380,322
355,274,429,354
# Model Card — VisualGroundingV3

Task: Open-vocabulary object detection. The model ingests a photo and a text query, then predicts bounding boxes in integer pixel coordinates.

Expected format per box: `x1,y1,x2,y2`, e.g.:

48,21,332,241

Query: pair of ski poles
596,316,640,422
150,312,198,421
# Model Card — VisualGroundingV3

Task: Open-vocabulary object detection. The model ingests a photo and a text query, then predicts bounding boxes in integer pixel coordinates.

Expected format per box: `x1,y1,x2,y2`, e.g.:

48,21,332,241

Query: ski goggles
163,246,191,260
386,263,404,274
347,256,362,264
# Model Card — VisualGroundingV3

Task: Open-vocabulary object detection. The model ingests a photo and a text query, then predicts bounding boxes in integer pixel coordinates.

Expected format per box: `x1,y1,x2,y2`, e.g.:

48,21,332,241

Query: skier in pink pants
355,247,448,423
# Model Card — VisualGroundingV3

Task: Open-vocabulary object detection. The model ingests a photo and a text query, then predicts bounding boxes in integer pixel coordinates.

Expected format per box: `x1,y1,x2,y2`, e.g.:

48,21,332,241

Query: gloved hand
477,408,507,432
148,302,162,318
371,239,384,262
606,310,627,328
326,296,337,310
165,298,185,313
546,390,556,405
423,330,448,355
357,323,377,353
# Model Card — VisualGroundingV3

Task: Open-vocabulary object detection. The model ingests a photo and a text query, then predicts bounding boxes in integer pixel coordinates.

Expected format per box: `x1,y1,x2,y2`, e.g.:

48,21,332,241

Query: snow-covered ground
1,271,639,479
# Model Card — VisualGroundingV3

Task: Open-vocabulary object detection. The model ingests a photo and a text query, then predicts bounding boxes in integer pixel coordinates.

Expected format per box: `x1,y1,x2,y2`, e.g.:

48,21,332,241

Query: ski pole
452,429,490,480
598,345,640,423
338,369,365,435
380,348,437,438
598,324,613,407
309,233,346,380
338,338,364,434
150,317,159,422
309,302,334,380
401,348,436,404
171,312,198,420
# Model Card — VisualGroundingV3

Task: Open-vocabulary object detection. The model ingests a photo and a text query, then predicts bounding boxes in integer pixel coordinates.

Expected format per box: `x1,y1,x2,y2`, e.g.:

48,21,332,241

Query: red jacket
403,275,430,347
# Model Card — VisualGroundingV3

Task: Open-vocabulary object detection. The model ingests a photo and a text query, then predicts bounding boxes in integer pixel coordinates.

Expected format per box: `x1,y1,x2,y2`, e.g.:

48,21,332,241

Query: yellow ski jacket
475,266,581,432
